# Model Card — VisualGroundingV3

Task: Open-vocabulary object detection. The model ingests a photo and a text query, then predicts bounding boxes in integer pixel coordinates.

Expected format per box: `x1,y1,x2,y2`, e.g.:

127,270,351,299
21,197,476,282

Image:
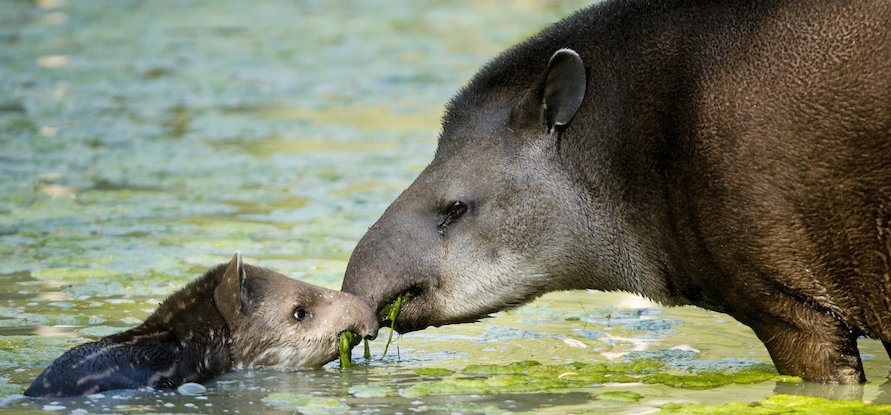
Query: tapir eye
438,201,469,234
293,308,308,321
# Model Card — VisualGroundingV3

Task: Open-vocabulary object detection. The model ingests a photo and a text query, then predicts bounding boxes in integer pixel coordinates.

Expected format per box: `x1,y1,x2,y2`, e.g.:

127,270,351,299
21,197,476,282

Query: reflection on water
1,0,890,413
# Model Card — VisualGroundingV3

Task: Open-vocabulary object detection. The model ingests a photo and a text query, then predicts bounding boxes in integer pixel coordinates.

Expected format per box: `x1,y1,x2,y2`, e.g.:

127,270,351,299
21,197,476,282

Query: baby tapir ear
513,48,587,133
214,252,249,327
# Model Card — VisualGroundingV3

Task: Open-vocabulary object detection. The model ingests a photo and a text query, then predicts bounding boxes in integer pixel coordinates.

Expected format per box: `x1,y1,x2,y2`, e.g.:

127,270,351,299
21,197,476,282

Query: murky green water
2,0,891,414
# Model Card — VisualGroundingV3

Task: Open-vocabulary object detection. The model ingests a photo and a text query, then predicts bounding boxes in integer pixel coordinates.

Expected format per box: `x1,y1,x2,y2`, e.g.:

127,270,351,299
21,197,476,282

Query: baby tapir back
25,253,377,398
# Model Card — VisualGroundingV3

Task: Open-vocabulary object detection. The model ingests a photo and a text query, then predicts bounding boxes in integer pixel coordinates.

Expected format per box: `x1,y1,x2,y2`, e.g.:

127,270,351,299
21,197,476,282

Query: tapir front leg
742,299,864,383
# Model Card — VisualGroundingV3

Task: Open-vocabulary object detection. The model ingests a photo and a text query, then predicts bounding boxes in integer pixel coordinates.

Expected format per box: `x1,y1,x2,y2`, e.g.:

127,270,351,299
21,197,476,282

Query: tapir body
343,0,891,383
26,253,377,397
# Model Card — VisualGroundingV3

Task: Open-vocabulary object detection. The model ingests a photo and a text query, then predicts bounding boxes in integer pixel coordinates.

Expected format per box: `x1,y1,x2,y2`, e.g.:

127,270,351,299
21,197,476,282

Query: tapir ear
214,251,248,327
513,48,587,133
543,49,586,132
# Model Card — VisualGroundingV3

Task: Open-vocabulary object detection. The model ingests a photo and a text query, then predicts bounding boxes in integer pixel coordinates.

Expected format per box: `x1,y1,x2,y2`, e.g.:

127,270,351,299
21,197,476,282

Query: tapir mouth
379,285,423,333
337,330,363,348
380,284,505,332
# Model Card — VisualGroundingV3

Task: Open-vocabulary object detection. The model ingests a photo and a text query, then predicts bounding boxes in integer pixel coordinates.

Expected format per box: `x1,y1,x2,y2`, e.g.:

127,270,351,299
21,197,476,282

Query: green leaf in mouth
338,331,361,368
380,293,409,359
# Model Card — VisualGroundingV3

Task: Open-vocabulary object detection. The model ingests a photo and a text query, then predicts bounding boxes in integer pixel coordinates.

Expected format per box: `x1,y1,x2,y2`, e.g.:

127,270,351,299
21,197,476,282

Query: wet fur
26,258,377,397
25,264,232,397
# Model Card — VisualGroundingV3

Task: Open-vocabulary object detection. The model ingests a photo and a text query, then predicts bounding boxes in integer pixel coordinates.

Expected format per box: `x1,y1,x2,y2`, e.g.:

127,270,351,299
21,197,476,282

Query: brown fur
343,0,890,383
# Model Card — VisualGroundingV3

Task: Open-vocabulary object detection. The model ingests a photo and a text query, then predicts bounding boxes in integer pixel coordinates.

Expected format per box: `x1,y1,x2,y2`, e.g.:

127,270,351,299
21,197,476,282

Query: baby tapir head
216,253,378,369
24,253,378,398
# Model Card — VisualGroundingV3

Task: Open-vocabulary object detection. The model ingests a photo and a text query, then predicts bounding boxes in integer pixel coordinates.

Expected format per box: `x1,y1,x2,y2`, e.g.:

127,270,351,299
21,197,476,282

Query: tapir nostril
361,319,379,340
361,314,380,340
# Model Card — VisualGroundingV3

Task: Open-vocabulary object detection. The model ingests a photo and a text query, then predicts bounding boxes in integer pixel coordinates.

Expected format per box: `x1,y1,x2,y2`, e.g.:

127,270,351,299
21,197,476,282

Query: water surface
2,0,890,413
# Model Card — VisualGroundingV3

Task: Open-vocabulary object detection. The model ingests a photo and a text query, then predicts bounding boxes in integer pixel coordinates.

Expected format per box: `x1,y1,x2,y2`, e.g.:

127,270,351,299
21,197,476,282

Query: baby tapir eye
293,308,309,321
438,201,469,234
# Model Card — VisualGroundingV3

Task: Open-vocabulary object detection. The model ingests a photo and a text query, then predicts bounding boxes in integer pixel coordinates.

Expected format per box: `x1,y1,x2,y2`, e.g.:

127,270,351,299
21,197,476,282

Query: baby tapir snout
325,290,379,340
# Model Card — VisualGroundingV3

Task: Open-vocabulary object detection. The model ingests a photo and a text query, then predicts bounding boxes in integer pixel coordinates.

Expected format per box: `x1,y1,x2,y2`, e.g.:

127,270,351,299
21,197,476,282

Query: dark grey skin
25,253,377,398
342,0,891,383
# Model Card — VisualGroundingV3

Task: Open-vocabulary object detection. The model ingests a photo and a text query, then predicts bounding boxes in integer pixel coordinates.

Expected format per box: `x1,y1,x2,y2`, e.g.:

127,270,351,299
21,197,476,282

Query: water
1,0,890,413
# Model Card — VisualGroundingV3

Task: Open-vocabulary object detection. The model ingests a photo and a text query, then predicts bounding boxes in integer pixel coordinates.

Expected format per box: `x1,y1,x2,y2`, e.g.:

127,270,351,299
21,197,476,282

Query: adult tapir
342,0,891,383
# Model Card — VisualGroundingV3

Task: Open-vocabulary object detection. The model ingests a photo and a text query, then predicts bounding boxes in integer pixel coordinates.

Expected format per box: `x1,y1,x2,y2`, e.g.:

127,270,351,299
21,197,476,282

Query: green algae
220,134,397,158
0,377,22,406
261,393,350,414
595,391,644,402
400,358,796,398
339,331,361,368
657,394,891,415
642,367,799,390
77,325,126,337
30,268,188,298
380,293,409,359
415,367,456,377
260,106,440,135
32,267,120,282
348,384,397,398
463,360,544,375
424,402,512,415
0,305,106,328
0,335,86,369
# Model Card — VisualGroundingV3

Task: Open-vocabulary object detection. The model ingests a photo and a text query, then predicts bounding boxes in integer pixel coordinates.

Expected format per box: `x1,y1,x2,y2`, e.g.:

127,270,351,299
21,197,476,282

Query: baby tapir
25,253,378,398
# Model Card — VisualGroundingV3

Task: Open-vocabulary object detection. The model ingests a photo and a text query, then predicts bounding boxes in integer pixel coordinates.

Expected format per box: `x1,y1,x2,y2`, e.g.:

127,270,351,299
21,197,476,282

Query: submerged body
26,253,377,397
342,0,891,383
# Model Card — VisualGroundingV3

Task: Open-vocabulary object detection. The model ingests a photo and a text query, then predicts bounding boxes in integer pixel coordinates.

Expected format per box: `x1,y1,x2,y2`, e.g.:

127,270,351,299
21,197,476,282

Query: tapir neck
549,4,720,308
105,266,235,383
133,268,231,372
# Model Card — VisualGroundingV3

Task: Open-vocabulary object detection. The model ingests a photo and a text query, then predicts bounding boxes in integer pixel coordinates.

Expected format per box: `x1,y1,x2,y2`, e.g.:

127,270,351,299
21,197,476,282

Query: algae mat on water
259,358,891,414
5,0,891,413
402,358,797,397
658,394,891,414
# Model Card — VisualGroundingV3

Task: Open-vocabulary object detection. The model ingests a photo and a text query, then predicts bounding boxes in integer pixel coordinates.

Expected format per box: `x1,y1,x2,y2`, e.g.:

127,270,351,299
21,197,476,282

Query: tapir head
343,49,624,332
216,253,378,369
